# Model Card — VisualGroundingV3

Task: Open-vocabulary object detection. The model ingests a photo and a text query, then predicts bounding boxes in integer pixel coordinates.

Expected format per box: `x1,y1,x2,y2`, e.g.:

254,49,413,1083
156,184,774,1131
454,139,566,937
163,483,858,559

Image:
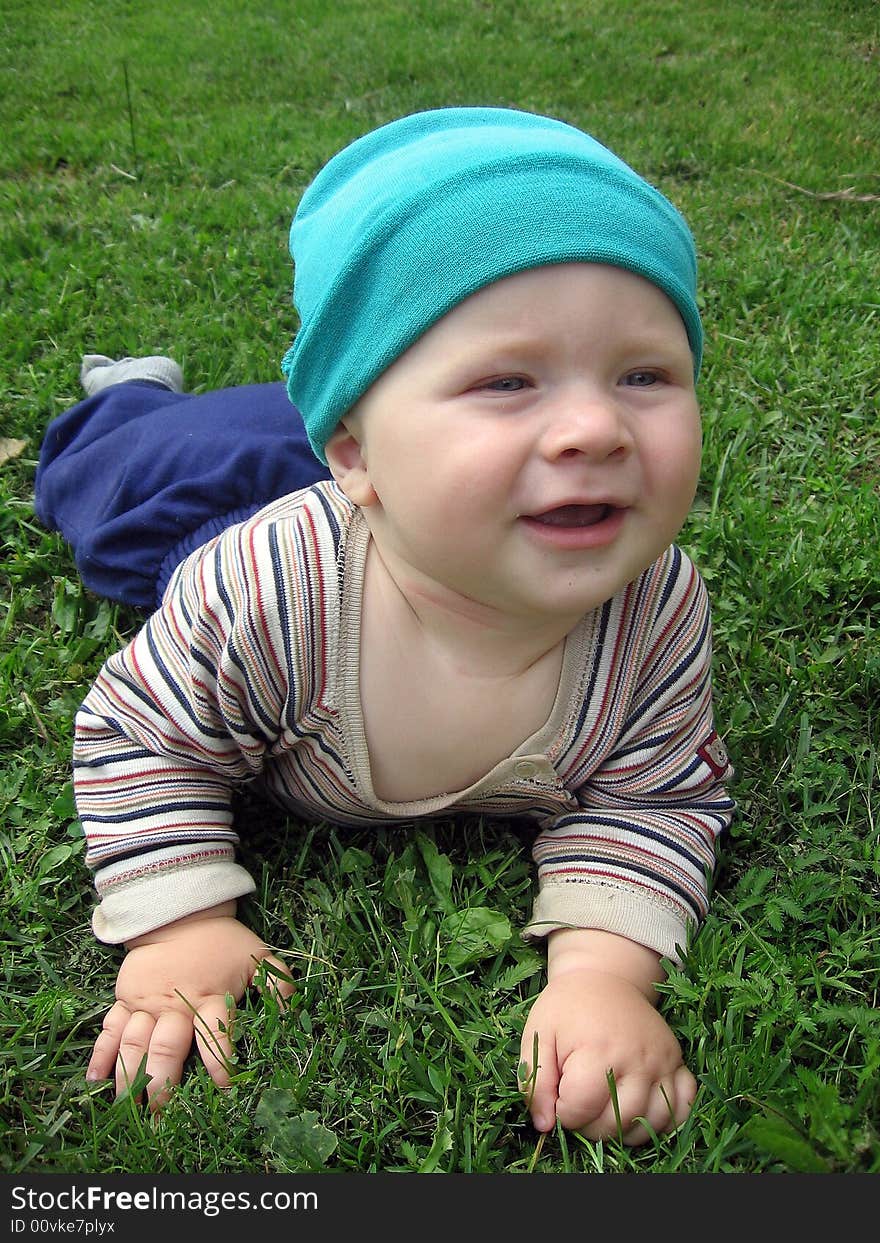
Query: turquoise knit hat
281,107,702,463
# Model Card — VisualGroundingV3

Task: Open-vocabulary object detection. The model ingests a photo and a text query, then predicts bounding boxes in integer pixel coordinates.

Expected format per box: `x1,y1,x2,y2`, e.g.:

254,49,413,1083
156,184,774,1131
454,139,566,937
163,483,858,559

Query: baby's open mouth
531,504,612,527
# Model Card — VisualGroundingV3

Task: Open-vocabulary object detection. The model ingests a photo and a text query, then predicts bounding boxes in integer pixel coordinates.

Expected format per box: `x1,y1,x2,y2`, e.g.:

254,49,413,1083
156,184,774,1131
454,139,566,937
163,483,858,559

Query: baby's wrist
125,900,238,949
546,927,664,999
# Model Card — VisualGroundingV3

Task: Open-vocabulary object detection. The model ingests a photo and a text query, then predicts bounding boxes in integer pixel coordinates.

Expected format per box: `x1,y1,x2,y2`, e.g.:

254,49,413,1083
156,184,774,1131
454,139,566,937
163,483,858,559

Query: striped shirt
74,481,734,960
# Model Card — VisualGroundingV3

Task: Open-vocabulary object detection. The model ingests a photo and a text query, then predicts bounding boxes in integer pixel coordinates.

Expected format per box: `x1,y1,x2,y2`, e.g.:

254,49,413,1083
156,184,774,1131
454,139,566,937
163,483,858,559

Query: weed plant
1,0,878,1175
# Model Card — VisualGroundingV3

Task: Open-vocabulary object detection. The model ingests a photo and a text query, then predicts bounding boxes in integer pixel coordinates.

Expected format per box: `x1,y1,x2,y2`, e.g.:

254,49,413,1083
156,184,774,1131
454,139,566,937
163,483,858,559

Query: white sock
80,354,185,396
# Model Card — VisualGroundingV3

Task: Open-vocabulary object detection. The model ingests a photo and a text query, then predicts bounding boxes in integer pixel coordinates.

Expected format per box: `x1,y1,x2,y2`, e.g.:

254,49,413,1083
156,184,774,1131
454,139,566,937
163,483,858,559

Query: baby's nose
541,393,632,461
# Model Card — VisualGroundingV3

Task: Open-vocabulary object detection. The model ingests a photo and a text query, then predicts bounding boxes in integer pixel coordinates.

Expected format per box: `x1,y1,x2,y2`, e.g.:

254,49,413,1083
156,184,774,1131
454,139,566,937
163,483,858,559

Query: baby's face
330,262,702,628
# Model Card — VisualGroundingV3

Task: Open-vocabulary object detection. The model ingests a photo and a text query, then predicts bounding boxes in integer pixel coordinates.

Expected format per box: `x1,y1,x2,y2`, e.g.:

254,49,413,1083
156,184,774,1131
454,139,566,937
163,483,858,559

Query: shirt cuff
522,880,692,964
91,849,257,943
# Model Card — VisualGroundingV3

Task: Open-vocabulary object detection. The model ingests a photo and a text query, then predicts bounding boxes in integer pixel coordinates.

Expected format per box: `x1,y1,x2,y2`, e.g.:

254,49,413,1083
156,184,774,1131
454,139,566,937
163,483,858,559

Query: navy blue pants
34,382,331,607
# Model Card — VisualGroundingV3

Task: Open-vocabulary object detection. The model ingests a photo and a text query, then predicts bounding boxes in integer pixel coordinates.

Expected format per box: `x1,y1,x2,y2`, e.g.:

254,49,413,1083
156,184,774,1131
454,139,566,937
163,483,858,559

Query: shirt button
513,760,539,779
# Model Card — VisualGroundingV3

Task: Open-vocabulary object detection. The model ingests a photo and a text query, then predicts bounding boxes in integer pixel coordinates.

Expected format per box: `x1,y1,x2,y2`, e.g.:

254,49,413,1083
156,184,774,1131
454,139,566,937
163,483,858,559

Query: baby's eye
482,376,529,392
622,369,662,388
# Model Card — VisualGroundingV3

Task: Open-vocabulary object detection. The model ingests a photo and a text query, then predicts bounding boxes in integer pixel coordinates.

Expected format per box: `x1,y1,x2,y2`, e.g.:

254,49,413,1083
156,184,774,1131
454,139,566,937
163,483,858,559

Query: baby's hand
86,902,293,1111
519,931,696,1145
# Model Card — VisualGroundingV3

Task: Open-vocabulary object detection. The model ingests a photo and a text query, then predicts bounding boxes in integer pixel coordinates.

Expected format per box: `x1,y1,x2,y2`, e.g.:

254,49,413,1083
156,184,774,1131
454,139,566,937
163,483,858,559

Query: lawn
1,0,878,1175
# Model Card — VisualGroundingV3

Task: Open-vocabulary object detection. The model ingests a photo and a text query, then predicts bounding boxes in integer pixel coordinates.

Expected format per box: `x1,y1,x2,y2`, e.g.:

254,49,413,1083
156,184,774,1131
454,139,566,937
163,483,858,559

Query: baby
37,107,734,1144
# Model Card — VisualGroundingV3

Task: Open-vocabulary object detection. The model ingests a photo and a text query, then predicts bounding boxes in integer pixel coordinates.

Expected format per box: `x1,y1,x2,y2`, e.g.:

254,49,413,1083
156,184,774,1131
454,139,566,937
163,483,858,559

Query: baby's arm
519,928,696,1145
73,517,307,1106
87,902,293,1111
519,553,733,1143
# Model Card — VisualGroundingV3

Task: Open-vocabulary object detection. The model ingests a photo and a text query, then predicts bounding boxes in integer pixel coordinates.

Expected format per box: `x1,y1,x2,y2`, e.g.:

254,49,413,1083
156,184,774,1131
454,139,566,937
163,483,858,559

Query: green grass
1,0,878,1174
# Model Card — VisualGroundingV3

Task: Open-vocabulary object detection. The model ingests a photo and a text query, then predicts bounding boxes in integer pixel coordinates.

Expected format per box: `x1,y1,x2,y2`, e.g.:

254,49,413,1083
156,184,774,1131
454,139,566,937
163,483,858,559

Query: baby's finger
114,1009,157,1100
606,1073,670,1145
143,1009,198,1112
252,953,296,1006
86,1000,132,1082
554,1050,626,1134
623,1067,697,1143
518,1025,560,1133
192,996,237,1088
581,1067,695,1146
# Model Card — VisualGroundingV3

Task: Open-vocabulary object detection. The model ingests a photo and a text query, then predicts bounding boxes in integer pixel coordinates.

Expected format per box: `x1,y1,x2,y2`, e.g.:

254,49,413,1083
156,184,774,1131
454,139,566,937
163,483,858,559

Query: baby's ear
324,424,379,507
